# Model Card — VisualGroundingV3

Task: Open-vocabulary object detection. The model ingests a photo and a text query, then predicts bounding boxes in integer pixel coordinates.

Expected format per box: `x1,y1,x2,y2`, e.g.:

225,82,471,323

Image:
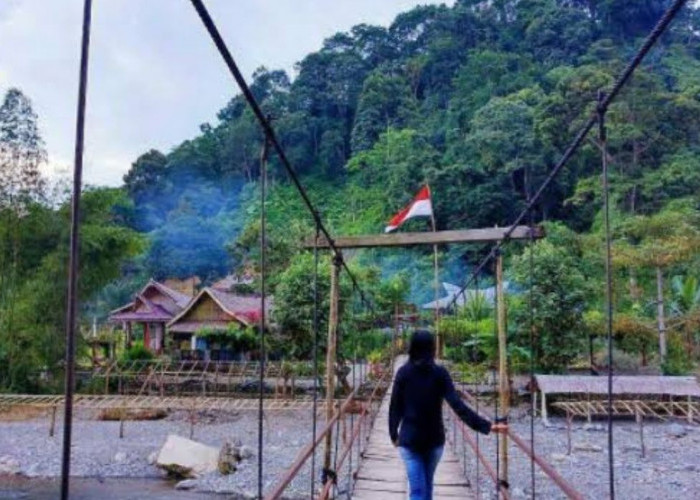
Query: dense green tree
511,225,590,372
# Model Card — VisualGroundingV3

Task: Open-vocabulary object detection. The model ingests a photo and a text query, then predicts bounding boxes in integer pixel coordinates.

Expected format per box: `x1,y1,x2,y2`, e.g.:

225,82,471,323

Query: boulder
0,456,21,475
156,435,219,478
217,441,238,475
113,452,127,464
175,479,198,490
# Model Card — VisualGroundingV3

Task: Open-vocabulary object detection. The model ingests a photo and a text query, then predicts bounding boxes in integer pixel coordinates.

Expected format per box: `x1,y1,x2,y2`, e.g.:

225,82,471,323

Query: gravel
447,406,700,499
5,404,696,499
0,409,337,499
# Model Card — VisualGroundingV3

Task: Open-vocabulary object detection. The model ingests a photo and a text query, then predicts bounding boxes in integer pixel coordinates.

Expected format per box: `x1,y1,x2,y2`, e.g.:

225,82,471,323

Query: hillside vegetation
2,0,700,390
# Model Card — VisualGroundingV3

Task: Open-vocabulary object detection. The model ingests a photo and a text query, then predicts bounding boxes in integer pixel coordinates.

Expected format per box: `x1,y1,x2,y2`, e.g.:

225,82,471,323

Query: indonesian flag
385,185,433,233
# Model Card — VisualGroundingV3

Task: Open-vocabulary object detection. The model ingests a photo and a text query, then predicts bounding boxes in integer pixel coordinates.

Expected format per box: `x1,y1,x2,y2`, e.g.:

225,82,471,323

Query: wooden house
108,280,193,354
167,287,272,361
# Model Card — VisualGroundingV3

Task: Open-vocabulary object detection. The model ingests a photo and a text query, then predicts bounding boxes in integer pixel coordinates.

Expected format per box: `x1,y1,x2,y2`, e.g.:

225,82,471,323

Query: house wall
181,295,233,322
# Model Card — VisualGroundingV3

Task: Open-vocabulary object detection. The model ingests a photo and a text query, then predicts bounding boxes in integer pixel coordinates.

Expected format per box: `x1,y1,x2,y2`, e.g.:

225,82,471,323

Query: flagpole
427,184,441,358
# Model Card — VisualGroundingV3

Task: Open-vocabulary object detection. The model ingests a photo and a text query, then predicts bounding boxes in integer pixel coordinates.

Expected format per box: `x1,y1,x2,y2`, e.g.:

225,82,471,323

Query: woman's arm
388,371,404,444
442,368,492,435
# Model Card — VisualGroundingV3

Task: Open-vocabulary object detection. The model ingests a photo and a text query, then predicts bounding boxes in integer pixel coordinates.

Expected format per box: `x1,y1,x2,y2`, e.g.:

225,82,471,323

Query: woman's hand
491,423,508,434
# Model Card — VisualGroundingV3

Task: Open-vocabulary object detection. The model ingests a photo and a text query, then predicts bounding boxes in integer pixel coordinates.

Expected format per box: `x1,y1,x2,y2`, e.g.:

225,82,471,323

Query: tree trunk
656,266,667,362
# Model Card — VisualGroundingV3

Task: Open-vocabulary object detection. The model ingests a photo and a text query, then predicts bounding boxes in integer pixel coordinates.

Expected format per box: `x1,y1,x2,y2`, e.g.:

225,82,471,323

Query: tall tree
0,88,47,388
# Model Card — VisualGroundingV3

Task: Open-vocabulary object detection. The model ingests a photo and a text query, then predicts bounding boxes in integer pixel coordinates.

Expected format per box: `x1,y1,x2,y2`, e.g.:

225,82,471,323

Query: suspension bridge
35,0,698,498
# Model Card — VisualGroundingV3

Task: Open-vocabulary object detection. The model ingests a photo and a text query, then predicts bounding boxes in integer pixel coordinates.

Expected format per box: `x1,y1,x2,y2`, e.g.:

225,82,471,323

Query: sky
0,0,452,187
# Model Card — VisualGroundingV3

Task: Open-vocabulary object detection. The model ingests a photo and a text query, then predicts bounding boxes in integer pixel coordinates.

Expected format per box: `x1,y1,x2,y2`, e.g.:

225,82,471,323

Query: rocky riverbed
448,408,700,499
0,409,332,498
1,406,698,499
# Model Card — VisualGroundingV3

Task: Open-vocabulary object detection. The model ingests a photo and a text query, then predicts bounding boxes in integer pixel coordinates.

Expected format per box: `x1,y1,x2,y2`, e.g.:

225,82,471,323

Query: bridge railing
446,389,585,500
265,368,390,500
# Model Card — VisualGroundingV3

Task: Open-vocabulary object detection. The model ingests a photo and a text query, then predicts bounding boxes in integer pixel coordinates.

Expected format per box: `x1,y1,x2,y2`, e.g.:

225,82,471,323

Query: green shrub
662,333,695,375
121,343,154,362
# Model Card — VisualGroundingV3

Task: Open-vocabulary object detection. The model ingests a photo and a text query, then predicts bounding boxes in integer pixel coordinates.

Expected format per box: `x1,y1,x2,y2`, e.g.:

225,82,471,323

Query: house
211,273,254,291
167,287,273,361
422,282,508,310
108,280,193,354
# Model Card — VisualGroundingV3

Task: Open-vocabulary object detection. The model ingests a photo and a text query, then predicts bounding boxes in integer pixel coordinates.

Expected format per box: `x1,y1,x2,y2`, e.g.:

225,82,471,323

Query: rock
113,452,127,464
156,434,220,479
147,451,158,465
550,453,569,462
582,423,605,432
0,455,21,475
573,442,603,452
239,445,254,460
217,441,238,475
667,423,687,438
175,479,198,490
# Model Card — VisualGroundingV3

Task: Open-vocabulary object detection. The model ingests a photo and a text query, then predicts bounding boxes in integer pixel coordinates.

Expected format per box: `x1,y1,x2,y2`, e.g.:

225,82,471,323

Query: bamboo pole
496,251,509,487
428,185,441,357
323,256,342,473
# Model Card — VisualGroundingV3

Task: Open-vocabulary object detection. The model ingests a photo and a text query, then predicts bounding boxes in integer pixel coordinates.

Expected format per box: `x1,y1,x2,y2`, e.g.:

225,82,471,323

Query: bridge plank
351,357,474,499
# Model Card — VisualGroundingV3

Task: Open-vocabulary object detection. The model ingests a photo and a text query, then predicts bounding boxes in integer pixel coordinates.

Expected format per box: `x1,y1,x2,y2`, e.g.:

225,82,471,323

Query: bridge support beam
323,255,342,474
496,250,510,489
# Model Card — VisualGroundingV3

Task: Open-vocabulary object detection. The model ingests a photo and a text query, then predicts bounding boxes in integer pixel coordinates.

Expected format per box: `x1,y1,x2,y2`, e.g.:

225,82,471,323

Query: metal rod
310,223,320,498
258,136,269,499
61,1,92,498
599,90,616,500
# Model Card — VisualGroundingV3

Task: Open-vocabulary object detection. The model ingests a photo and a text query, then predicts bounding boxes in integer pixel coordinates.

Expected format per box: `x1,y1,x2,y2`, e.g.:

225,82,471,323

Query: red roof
168,287,273,330
108,280,193,323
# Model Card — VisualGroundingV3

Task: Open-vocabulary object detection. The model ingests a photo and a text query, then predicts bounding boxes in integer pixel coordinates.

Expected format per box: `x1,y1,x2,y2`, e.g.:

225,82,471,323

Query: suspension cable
599,90,616,500
310,222,321,498
61,1,92,499
527,172,536,500
474,271,481,500
257,135,269,500
188,0,375,313
491,253,501,498
445,0,689,311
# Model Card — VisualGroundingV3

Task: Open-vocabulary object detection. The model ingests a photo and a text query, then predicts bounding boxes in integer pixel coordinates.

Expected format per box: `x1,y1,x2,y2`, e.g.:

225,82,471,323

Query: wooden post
541,391,548,425
49,405,57,437
323,255,342,473
566,412,573,455
496,251,509,486
119,416,125,439
428,185,441,358
636,410,646,458
688,395,693,424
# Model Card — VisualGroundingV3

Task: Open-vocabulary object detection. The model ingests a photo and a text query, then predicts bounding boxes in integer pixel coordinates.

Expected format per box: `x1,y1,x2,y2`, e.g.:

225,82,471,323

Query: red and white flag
385,185,433,233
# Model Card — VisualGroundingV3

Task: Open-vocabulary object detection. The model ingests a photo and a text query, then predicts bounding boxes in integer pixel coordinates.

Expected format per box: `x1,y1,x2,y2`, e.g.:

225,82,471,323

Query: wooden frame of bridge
303,225,544,249
305,225,544,485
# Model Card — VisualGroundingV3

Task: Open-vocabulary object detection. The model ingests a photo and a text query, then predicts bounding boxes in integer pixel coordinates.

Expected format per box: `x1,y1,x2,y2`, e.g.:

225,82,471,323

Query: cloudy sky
0,0,451,187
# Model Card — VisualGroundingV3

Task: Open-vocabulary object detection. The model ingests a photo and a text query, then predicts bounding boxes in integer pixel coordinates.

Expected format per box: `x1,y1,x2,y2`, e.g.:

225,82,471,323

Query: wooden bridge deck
352,359,474,499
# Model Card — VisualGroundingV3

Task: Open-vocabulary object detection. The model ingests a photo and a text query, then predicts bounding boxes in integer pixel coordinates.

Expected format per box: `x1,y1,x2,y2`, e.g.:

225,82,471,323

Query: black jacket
389,360,491,451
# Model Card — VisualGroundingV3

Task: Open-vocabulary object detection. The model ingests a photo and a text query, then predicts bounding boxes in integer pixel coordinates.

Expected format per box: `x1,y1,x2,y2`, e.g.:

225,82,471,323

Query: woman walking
389,330,507,500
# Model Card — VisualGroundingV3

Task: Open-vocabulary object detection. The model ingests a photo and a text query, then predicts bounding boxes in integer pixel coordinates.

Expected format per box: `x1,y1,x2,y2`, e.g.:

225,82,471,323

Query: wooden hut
108,280,193,354
167,287,272,361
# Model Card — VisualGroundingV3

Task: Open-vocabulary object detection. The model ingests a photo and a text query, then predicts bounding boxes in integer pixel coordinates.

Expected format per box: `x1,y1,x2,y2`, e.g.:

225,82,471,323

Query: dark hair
408,330,435,363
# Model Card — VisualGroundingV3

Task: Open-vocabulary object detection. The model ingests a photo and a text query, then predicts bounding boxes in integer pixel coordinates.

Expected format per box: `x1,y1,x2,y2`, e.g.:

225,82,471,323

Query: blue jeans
399,446,444,500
